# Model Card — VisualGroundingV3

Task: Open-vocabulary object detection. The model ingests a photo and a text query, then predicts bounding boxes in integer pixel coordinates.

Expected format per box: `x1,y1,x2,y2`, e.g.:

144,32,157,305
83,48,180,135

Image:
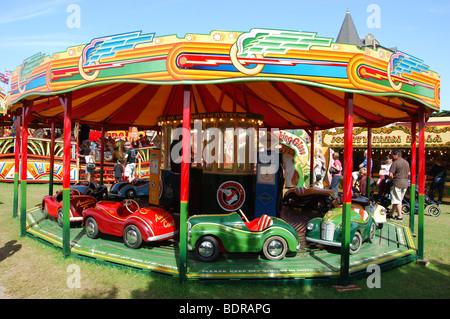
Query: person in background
352,150,372,188
84,149,95,182
389,149,410,221
428,157,446,204
313,148,325,188
377,156,392,186
123,142,137,183
329,152,342,197
113,159,124,184
78,140,90,164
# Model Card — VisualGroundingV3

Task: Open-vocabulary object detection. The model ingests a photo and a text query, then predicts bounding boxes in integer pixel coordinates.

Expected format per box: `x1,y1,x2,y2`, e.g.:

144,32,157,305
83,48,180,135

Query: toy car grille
321,221,335,241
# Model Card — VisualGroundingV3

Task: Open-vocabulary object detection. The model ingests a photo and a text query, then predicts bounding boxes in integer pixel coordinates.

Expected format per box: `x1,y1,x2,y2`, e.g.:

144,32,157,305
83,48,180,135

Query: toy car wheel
85,217,100,239
57,208,64,227
315,199,327,214
349,232,362,254
401,203,411,215
125,189,136,199
195,236,220,262
262,236,288,260
284,193,297,207
41,203,49,219
428,205,441,217
123,224,142,249
368,222,376,243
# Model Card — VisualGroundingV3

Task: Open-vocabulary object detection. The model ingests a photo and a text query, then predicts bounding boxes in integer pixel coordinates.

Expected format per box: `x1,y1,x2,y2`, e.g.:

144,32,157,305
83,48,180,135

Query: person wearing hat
123,141,137,183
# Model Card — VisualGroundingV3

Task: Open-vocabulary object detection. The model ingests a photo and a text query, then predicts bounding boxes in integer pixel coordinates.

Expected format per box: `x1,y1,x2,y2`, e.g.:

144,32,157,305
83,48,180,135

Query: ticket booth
157,112,263,218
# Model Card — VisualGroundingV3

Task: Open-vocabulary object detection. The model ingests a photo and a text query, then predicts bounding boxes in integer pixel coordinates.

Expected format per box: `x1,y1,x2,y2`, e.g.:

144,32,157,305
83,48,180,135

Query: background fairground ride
0,124,158,183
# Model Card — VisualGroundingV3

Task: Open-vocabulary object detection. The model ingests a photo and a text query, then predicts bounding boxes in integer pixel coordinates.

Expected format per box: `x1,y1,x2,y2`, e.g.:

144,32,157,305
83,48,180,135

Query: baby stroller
402,186,441,217
371,177,410,216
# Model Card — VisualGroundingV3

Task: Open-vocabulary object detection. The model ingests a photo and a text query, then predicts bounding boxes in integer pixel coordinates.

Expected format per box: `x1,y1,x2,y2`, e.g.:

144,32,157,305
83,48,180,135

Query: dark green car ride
306,206,380,254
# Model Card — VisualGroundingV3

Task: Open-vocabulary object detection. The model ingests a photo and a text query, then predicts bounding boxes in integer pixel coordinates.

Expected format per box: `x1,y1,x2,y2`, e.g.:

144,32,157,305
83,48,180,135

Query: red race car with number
82,200,178,249
41,190,97,227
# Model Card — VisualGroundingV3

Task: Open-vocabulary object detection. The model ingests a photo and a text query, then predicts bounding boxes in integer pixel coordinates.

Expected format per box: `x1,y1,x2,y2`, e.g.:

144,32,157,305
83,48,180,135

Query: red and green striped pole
417,108,425,261
179,86,191,281
410,117,417,233
48,121,56,195
340,92,353,285
20,102,31,237
60,93,72,257
12,113,21,218
100,125,105,185
309,128,315,186
366,126,372,197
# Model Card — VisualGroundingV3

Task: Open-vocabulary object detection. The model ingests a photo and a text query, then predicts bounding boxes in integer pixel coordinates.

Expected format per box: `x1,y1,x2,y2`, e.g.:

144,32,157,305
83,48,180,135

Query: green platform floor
25,205,417,281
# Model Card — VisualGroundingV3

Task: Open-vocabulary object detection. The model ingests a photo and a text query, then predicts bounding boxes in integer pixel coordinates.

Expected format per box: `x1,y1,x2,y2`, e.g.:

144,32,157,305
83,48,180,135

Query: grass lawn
0,183,449,299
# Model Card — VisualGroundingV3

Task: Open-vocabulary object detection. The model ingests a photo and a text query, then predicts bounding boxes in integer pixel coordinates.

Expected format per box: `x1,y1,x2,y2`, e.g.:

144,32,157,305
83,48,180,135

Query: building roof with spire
336,9,362,46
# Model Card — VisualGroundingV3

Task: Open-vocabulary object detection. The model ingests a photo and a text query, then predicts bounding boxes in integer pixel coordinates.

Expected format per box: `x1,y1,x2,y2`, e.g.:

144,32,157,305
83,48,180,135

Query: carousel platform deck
25,206,417,281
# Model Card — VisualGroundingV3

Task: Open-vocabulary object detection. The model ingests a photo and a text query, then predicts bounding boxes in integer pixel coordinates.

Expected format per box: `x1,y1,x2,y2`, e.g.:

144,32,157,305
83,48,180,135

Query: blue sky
1,0,448,110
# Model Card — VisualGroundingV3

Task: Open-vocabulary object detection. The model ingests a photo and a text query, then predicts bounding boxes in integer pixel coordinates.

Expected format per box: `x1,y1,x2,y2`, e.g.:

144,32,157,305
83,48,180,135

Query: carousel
6,23,440,284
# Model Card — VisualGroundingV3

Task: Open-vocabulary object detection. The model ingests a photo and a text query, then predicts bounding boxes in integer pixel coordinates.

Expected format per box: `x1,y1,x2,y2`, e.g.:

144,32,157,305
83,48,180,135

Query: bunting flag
0,72,9,84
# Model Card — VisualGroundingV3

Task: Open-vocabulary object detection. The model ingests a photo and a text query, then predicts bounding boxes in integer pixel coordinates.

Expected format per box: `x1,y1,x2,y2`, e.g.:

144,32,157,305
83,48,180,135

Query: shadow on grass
75,257,450,299
0,240,22,262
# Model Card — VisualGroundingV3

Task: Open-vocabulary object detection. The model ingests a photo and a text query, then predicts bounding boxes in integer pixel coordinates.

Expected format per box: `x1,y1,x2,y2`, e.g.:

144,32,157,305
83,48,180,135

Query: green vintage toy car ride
305,202,385,254
187,210,300,262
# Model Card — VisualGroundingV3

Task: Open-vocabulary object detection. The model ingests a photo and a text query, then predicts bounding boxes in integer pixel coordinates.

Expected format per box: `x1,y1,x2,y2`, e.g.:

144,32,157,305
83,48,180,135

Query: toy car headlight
306,223,314,231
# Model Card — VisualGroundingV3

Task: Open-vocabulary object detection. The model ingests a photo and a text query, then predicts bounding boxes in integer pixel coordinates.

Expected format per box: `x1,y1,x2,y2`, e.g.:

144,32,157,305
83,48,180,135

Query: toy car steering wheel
238,209,249,223
71,189,81,195
124,199,140,213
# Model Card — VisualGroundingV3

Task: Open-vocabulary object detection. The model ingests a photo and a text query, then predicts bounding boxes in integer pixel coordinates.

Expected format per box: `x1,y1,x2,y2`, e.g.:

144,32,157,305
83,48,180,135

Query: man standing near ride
124,141,136,183
389,149,410,221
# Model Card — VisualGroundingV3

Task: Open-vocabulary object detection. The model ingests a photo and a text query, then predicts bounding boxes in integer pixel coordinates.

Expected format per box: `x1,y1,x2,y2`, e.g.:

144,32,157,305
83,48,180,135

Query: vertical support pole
75,124,80,183
179,86,191,282
410,116,417,233
340,92,353,286
20,102,31,237
13,113,21,218
100,125,105,185
309,128,315,187
60,93,72,257
49,121,56,195
366,126,372,197
417,108,425,261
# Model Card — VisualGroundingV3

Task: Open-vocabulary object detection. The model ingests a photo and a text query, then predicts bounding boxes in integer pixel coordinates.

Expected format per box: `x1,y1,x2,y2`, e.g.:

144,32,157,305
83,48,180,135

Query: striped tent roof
6,28,440,130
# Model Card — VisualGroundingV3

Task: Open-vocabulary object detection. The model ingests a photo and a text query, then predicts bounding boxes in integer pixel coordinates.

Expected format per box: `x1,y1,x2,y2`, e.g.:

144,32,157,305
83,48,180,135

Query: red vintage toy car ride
82,200,177,249
41,190,97,227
